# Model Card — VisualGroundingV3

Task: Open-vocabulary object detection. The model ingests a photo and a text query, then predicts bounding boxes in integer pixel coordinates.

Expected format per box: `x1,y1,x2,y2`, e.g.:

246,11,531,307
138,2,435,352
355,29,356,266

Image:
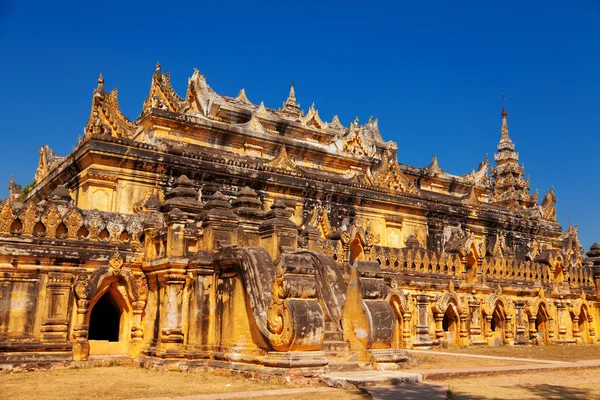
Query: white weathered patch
354,327,368,339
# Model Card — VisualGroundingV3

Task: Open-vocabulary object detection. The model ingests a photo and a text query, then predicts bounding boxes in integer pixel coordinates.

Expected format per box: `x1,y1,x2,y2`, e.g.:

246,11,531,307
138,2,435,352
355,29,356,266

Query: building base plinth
262,351,328,368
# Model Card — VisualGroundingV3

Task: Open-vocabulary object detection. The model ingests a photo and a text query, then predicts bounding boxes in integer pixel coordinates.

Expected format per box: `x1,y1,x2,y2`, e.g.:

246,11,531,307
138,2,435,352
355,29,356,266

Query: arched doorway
87,285,130,355
350,238,364,264
489,305,506,346
535,305,550,345
465,246,478,282
442,306,459,345
89,291,120,342
579,307,591,344
389,293,411,349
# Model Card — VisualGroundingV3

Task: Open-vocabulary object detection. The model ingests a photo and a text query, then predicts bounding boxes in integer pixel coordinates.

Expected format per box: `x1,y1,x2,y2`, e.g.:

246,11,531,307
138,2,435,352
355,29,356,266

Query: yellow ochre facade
1,64,599,373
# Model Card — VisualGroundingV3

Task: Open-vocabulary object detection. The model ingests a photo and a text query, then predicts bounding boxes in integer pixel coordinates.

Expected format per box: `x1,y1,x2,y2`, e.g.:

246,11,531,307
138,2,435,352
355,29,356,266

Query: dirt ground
443,344,600,362
0,366,365,400
3,346,600,400
446,368,600,399
409,353,537,370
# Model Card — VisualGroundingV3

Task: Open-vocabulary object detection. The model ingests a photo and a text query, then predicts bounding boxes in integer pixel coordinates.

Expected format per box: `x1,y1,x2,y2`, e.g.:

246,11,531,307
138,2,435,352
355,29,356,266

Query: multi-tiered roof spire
279,82,301,118
491,107,535,210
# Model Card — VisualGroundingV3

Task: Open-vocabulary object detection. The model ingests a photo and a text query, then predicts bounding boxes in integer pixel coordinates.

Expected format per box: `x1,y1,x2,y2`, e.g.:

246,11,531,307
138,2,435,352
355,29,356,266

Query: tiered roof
22,64,559,222
491,108,536,210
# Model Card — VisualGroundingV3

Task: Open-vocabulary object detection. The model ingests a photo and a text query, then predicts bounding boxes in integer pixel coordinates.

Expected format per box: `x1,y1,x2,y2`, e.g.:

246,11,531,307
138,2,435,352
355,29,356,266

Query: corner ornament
109,250,124,273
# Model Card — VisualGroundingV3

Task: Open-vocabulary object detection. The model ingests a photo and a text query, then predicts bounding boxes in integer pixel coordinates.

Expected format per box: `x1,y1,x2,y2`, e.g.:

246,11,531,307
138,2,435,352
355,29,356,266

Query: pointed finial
425,154,444,174
97,73,104,91
502,93,507,115
236,88,251,104
279,79,300,117
156,62,162,73
291,76,295,88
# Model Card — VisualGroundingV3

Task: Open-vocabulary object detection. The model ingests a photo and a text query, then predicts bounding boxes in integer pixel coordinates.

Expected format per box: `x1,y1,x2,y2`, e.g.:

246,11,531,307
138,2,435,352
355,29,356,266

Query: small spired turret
491,107,536,210
163,175,203,215
279,82,301,119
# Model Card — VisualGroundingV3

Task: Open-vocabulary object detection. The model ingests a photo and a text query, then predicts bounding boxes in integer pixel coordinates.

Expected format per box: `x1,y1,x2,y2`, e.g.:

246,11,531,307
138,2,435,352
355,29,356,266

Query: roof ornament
329,115,344,130
97,73,105,92
424,154,444,174
501,94,510,140
279,80,301,118
255,101,268,117
236,88,252,104
155,62,162,74
462,185,481,206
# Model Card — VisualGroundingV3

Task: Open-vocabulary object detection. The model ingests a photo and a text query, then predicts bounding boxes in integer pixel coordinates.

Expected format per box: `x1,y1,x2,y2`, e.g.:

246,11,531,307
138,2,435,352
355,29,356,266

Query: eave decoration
84,74,137,139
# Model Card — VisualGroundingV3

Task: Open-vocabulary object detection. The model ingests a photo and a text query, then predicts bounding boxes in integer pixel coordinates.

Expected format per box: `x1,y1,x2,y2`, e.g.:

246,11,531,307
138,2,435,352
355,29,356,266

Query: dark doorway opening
535,306,549,344
88,291,121,342
442,307,459,345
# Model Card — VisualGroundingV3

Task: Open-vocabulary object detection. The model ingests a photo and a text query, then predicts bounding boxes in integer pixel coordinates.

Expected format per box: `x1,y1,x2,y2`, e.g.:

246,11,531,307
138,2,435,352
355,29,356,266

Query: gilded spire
501,107,509,139
497,105,515,153
279,81,301,118
491,105,535,210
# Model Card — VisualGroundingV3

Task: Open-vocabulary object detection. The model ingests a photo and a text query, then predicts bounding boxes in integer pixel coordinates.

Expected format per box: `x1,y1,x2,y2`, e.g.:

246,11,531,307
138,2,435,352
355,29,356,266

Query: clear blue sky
0,1,598,249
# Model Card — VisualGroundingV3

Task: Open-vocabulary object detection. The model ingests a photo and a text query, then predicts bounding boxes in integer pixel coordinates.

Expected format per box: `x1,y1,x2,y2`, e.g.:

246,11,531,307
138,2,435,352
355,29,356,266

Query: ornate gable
186,69,225,118
366,150,415,193
84,74,136,139
142,63,186,114
462,155,492,187
34,145,65,183
540,187,557,221
300,104,327,130
265,146,299,173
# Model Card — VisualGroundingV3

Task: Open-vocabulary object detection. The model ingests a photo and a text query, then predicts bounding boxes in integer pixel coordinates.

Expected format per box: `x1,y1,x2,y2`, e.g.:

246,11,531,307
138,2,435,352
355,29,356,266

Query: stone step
327,361,372,372
325,350,358,363
324,330,343,341
321,340,350,352
319,370,423,389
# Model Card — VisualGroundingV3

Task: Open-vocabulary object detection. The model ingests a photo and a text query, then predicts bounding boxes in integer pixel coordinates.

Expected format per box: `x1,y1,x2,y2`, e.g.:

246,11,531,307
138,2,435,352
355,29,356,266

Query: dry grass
409,353,538,370
442,344,600,362
0,366,362,400
446,368,600,399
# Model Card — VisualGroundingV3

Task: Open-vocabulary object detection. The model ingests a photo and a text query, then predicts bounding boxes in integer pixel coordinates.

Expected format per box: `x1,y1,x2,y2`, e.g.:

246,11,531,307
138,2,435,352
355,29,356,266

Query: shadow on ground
448,383,595,400
364,383,448,400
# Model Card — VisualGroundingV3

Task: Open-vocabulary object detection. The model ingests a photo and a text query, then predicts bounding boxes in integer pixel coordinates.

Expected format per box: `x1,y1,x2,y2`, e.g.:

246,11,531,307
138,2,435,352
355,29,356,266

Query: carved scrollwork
0,199,13,235
73,250,147,305
267,276,286,336
84,210,105,240
20,202,38,237
106,214,125,244
73,272,90,300
365,221,380,247
127,214,144,248
132,271,148,301
109,250,124,273
266,253,324,351
41,204,61,239
65,208,84,239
